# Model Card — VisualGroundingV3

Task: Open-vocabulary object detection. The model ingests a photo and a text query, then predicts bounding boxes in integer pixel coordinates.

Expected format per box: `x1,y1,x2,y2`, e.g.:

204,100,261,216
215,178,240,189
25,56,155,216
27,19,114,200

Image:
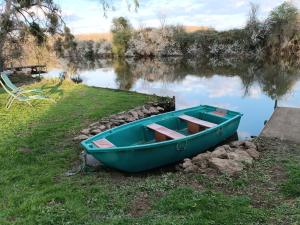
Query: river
46,58,300,139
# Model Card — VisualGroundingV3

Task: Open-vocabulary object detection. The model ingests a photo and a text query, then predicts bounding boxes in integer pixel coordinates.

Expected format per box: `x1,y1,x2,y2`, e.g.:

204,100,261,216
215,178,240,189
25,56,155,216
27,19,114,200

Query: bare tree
158,11,167,29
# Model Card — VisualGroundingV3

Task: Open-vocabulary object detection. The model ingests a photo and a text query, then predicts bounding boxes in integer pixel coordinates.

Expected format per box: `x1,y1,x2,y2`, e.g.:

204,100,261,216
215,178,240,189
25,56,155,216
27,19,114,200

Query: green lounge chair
0,79,55,109
1,72,42,95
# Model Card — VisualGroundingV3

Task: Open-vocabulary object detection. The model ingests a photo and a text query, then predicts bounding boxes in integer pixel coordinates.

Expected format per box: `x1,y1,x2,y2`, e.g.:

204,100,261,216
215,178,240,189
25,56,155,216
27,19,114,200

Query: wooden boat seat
179,114,217,134
93,138,115,148
147,123,185,141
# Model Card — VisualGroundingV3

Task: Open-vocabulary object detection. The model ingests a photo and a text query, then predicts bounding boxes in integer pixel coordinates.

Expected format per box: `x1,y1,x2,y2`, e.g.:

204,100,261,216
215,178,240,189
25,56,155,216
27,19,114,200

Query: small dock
4,65,47,74
260,107,300,143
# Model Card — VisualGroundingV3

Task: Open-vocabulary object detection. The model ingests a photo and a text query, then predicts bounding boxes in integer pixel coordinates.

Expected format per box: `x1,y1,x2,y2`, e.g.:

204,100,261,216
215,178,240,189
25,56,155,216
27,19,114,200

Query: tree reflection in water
60,57,300,100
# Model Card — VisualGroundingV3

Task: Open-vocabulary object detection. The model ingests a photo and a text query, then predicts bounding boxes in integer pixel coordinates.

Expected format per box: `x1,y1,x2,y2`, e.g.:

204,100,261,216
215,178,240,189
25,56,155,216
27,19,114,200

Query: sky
57,0,300,34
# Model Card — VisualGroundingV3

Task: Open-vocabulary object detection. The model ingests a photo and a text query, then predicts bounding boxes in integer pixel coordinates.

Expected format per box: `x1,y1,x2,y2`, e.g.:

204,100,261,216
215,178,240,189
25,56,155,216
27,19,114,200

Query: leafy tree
265,2,300,57
0,0,66,71
111,17,132,57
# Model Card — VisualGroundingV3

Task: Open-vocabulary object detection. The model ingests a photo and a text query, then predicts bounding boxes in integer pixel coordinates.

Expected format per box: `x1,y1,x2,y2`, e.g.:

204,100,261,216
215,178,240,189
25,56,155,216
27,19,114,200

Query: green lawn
0,79,299,225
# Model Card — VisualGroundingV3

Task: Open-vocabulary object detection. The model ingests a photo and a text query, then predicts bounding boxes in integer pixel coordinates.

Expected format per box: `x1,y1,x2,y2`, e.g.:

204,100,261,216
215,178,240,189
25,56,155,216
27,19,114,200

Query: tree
265,2,300,57
245,3,263,47
111,17,132,57
0,0,65,71
56,26,77,58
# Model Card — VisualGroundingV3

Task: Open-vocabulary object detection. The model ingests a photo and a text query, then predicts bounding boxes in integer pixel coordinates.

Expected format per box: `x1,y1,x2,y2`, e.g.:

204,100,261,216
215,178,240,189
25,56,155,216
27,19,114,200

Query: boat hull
81,105,242,172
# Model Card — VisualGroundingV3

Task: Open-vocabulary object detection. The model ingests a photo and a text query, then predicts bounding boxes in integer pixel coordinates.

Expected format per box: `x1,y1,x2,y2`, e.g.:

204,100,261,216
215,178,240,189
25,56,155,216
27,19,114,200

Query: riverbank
0,80,299,224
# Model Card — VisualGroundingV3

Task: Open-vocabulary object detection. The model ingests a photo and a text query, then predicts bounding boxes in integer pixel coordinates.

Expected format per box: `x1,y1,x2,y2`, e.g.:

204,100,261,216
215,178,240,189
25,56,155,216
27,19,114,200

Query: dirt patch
18,147,32,153
129,192,152,217
270,164,288,184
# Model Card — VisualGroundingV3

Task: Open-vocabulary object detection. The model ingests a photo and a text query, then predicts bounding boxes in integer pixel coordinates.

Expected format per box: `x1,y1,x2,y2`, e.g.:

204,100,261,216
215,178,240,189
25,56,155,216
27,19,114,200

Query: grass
281,161,300,197
0,79,299,224
155,188,266,225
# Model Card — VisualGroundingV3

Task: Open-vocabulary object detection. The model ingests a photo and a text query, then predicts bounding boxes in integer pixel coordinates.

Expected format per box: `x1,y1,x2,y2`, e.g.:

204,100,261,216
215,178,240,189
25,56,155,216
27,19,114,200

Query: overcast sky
57,0,300,34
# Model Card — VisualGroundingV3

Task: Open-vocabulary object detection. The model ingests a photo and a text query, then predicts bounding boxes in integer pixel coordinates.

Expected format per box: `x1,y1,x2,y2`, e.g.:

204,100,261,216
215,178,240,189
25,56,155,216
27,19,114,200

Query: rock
184,164,199,172
111,118,120,123
223,144,232,152
156,106,165,112
90,122,100,127
142,107,151,115
192,152,211,168
245,148,260,160
80,151,102,169
126,117,136,122
195,159,209,169
110,115,117,120
129,110,139,119
230,140,245,148
182,158,194,168
244,141,257,150
211,147,228,159
149,107,159,114
118,120,126,124
111,120,121,126
182,159,199,172
99,125,106,130
228,150,253,165
116,114,126,120
192,152,211,163
73,134,89,141
136,110,145,118
80,128,90,135
90,129,101,135
85,154,102,168
208,158,244,176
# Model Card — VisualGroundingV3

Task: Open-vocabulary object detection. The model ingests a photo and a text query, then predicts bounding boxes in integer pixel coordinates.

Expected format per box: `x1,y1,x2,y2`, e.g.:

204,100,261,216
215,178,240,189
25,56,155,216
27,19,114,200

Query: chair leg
25,100,33,107
6,96,14,108
6,97,16,109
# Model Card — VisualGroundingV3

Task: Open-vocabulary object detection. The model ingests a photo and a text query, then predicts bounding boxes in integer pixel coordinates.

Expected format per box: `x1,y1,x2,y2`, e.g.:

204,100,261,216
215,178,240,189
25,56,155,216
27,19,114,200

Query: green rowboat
81,105,242,172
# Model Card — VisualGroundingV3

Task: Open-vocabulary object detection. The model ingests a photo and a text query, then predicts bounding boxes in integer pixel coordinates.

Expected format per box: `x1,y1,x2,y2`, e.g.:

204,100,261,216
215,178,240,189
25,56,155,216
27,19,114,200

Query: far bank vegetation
6,1,300,68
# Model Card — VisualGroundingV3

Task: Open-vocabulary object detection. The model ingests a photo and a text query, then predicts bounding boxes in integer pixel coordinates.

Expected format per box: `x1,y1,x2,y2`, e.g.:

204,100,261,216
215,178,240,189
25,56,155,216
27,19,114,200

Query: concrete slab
260,107,300,143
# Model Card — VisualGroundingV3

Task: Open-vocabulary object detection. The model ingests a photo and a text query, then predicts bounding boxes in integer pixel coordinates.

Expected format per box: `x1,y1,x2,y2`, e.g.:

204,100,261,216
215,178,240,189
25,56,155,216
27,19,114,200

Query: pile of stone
73,102,171,141
180,140,260,176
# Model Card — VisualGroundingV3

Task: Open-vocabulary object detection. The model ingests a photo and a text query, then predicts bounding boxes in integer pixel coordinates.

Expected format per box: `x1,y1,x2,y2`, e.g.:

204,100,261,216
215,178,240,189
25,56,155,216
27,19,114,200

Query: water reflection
47,57,300,138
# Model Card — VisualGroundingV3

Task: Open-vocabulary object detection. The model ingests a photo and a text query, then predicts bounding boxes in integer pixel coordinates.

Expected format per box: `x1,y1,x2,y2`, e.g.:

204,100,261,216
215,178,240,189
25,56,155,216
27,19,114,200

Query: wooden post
274,99,278,109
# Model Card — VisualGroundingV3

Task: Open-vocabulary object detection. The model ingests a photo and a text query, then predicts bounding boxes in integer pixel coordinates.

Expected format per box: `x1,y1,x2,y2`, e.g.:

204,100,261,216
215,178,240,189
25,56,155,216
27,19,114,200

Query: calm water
46,58,300,139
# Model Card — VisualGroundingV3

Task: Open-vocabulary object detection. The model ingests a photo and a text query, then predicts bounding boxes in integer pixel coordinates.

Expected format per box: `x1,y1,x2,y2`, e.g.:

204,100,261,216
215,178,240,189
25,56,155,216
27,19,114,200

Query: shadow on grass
40,79,64,97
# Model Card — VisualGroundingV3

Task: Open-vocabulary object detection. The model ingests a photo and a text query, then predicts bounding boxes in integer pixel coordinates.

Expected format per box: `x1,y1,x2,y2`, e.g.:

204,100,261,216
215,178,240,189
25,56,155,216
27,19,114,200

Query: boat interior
90,107,235,149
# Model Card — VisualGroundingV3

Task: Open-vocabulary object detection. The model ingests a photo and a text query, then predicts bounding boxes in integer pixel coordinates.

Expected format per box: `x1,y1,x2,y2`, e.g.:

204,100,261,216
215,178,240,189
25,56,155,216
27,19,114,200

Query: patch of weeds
195,174,214,188
136,172,177,192
281,161,300,197
232,176,250,188
270,200,300,225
